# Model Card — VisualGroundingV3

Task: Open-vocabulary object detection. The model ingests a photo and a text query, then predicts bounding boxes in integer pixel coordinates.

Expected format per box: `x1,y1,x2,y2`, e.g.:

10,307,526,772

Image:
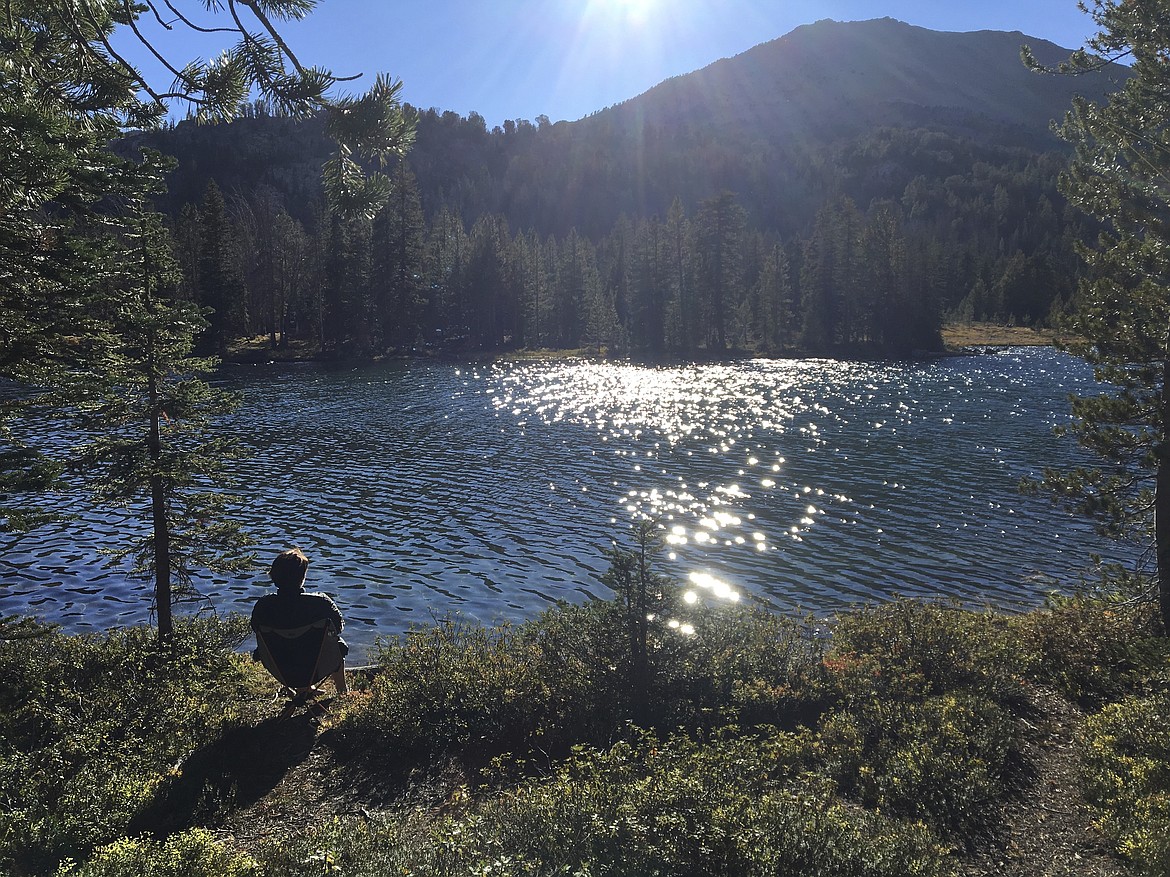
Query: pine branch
157,0,236,34
236,0,308,76
120,0,192,88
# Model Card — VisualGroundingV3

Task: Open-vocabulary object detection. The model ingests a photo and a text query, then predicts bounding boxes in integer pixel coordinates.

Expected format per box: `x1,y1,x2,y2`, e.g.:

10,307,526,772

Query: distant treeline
139,81,1102,360
170,115,1088,359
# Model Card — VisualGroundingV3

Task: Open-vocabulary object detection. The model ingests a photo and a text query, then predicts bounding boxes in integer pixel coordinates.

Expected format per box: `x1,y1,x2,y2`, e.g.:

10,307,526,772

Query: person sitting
251,547,349,699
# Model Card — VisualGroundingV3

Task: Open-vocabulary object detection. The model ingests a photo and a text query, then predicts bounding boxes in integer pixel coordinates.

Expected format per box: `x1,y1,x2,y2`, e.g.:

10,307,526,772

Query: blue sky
121,0,1099,127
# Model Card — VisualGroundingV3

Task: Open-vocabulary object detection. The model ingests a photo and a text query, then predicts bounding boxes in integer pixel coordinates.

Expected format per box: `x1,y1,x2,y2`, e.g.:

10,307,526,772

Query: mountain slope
601,18,1117,144
130,18,1125,236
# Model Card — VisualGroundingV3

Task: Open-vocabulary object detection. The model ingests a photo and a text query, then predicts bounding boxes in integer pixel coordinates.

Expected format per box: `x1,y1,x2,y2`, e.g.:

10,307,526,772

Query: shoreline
940,322,1058,349
225,323,1059,366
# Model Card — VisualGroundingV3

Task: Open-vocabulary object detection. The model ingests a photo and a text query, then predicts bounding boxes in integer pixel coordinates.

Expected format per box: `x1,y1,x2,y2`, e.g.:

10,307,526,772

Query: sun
588,0,662,26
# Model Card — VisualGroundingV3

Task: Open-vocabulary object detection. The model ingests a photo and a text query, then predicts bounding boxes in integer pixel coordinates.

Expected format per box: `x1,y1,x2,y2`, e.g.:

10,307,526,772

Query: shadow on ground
129,711,320,836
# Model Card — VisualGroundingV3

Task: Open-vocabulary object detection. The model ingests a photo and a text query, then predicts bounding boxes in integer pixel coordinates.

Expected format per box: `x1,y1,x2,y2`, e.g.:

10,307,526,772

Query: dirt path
961,689,1130,877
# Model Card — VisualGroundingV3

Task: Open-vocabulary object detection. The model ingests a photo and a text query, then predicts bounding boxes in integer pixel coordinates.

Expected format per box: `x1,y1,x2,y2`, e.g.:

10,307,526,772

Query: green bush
0,616,256,875
54,829,256,877
257,730,954,877
819,692,1015,839
651,605,826,730
824,600,1027,705
1080,692,1170,874
1011,595,1167,704
341,600,827,769
343,615,575,763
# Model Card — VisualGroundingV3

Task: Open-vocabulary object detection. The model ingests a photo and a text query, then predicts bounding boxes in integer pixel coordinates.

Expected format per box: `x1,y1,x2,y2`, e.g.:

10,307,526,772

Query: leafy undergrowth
4,581,1167,877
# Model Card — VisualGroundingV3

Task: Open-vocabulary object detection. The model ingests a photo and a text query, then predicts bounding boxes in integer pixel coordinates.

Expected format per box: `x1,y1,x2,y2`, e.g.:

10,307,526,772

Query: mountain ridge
594,17,1117,146
129,17,1125,238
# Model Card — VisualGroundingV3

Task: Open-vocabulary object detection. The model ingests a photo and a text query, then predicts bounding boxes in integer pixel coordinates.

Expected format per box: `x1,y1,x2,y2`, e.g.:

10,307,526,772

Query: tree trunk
1158,359,1170,634
146,323,173,642
152,468,173,642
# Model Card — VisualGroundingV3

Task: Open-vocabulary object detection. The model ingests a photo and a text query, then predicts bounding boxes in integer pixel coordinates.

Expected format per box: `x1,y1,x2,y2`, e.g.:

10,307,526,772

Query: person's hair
270,547,309,592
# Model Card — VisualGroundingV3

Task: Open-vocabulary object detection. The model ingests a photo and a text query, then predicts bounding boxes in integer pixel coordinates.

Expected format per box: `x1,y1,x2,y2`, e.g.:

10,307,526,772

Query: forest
138,18,1116,361
163,120,1089,361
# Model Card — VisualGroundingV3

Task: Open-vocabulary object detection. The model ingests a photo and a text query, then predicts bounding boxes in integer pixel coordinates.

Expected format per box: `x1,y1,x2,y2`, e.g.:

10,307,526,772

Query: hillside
130,17,1124,237
605,18,1112,144
121,18,1129,360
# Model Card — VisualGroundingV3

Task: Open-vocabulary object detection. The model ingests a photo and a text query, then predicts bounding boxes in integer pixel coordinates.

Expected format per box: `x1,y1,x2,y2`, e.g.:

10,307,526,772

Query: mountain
122,19,1138,359
601,17,1113,144
128,17,1123,238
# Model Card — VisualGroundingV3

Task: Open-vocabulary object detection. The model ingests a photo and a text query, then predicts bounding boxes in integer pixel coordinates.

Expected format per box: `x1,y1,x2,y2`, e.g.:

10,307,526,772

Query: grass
940,322,1059,348
5,576,1167,876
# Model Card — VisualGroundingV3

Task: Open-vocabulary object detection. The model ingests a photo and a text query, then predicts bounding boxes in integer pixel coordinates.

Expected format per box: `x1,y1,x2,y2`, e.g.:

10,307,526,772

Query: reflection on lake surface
0,348,1139,658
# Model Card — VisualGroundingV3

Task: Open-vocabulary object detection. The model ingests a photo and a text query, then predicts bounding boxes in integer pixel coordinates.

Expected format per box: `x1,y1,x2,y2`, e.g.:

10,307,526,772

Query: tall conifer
1028,0,1170,629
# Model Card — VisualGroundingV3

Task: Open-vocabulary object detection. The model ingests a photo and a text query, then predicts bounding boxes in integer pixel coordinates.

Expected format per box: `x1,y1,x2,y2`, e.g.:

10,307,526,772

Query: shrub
1080,692,1170,875
650,605,827,731
1011,595,1167,704
341,598,829,770
818,692,1015,839
0,616,256,875
257,730,955,877
341,615,572,764
54,829,256,877
824,600,1027,705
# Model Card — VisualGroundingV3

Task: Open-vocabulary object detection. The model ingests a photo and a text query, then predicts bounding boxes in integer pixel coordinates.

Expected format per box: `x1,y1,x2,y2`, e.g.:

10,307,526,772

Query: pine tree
693,191,747,353
631,216,668,357
601,520,678,724
756,243,794,354
73,153,252,639
372,163,427,349
272,209,311,347
664,198,694,355
194,181,246,356
1026,0,1170,629
1,0,412,638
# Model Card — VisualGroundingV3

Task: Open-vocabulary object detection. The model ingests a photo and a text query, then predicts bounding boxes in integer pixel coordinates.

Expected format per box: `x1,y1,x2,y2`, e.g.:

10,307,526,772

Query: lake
0,348,1139,659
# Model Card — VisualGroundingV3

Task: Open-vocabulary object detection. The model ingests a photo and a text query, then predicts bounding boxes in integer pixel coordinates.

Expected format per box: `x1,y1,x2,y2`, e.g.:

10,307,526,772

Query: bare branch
159,0,237,34
143,0,173,30
235,0,307,75
121,0,191,85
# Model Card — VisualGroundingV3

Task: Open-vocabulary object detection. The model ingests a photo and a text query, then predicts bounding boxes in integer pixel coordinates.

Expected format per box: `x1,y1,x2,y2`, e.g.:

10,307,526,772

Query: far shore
224,323,1059,365
940,322,1058,349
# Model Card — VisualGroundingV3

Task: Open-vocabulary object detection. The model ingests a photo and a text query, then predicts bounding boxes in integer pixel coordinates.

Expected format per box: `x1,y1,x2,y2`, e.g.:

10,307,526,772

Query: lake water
0,348,1139,659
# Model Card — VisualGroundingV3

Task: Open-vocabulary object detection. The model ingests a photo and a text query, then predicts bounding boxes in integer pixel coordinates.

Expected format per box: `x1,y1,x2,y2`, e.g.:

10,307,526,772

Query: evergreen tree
631,216,669,357
234,186,284,348
372,163,427,349
601,520,678,724
467,215,517,349
1027,0,1170,629
195,181,245,356
693,191,747,353
664,198,695,354
516,230,549,349
424,208,470,340
321,211,375,354
0,0,412,638
756,243,795,354
74,154,251,639
272,209,311,346
552,230,588,349
800,202,841,352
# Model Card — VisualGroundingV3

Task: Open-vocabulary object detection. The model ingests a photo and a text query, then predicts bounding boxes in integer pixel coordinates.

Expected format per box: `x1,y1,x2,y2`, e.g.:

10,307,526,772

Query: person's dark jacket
251,590,348,654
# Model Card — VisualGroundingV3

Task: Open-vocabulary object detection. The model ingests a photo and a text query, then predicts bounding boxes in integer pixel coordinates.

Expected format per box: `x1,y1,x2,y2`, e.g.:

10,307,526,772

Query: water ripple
0,350,1138,658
